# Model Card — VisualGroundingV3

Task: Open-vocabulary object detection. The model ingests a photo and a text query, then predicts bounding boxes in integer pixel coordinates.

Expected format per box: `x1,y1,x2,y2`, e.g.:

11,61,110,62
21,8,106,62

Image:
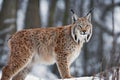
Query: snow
40,0,48,27
31,64,57,79
56,0,65,10
0,71,104,80
0,70,104,80
17,0,28,31
61,77,104,80
114,7,120,33
4,18,15,24
0,72,40,80
0,0,3,11
25,74,40,80
0,71,1,79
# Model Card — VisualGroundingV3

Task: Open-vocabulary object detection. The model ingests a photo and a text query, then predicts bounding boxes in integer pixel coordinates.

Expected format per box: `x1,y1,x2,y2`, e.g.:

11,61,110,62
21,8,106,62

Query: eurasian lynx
1,9,93,80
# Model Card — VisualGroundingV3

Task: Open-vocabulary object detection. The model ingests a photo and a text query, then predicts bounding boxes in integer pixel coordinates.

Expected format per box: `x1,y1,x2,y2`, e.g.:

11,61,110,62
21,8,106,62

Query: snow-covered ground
0,72,103,80
0,71,40,80
0,66,119,80
0,64,58,80
0,70,104,80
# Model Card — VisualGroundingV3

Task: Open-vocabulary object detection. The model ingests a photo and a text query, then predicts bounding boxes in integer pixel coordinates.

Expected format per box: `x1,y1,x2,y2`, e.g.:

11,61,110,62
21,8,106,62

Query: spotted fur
1,11,93,80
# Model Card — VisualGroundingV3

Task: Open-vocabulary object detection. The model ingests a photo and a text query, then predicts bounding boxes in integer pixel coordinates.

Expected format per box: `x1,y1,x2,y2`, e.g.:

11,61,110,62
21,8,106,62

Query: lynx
1,9,93,80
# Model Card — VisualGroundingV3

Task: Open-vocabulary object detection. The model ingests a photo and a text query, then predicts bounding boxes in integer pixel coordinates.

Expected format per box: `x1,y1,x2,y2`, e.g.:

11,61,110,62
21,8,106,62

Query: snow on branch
0,25,14,36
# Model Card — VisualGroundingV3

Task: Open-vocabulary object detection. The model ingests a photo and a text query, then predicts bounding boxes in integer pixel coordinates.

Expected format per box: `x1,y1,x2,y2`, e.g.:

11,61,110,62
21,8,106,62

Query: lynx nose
82,30,86,35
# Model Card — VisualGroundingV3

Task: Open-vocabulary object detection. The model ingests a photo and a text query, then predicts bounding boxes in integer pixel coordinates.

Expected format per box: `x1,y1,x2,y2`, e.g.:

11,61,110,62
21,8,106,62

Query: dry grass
93,66,120,80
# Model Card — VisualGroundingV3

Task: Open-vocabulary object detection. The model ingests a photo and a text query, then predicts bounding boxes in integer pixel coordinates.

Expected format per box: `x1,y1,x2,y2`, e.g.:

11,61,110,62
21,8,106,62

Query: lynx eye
86,25,90,29
78,25,82,28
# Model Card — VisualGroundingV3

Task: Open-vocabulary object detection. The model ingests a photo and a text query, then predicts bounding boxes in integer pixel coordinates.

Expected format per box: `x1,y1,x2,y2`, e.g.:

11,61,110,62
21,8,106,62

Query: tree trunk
79,0,84,16
0,0,18,67
62,0,69,25
47,0,57,27
98,29,105,72
25,0,41,28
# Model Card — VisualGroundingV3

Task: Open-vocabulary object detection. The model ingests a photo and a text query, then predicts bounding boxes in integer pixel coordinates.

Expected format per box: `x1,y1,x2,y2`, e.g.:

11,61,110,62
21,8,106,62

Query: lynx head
71,9,93,43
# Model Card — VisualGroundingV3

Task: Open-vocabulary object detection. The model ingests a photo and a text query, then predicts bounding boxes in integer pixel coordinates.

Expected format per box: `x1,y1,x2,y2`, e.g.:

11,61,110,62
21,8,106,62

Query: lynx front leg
56,54,72,79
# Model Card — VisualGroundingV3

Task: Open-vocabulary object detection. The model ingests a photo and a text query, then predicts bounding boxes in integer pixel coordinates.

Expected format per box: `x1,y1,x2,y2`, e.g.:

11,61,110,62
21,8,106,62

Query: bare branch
101,2,120,20
93,21,112,35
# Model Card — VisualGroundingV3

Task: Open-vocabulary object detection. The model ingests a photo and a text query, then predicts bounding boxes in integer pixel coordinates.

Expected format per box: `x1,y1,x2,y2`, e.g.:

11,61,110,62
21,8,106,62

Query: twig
110,0,116,68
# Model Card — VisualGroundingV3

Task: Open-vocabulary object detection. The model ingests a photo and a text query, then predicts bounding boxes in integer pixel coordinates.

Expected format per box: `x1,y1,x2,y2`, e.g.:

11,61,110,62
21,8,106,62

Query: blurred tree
47,0,57,27
0,0,18,68
53,0,65,26
62,0,69,25
25,0,41,28
79,0,84,16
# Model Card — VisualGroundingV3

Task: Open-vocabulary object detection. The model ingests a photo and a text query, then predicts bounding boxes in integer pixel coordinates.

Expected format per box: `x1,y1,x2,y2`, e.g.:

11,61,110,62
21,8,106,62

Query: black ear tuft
71,9,75,14
86,8,94,16
86,8,94,22
71,9,78,23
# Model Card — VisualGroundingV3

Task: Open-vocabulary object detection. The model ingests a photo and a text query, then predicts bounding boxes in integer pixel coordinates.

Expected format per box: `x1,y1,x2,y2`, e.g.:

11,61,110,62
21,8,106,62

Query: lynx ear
85,8,94,22
86,13,91,22
71,9,78,23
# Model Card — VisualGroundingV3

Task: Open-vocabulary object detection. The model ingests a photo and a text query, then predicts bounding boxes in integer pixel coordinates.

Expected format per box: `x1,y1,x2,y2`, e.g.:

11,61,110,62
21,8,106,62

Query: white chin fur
79,35,87,42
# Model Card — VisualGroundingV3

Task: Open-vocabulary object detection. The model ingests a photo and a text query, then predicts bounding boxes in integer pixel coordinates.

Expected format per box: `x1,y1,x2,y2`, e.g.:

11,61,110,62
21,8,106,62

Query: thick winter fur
1,11,92,80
